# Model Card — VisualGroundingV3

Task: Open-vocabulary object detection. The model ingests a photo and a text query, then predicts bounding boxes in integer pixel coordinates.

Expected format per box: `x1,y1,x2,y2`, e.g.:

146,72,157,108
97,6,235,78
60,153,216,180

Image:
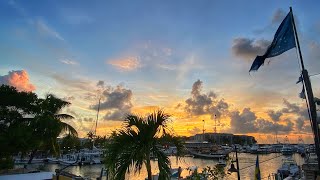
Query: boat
14,158,44,164
79,147,102,165
46,157,59,164
272,143,284,153
216,158,226,167
58,154,79,166
257,145,272,154
281,145,294,156
161,146,178,155
188,150,227,159
249,144,259,154
276,157,300,179
145,167,181,180
186,142,229,159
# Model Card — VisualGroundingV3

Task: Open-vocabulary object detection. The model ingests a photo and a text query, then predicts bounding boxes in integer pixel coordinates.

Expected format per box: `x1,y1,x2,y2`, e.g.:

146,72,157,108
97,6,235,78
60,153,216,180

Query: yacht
250,144,259,154
281,145,294,156
79,147,103,165
276,157,300,179
257,145,272,154
58,153,79,165
216,158,226,167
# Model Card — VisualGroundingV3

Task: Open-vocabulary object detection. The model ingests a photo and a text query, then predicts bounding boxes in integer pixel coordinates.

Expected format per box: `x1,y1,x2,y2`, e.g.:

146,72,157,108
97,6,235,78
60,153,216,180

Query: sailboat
80,98,103,165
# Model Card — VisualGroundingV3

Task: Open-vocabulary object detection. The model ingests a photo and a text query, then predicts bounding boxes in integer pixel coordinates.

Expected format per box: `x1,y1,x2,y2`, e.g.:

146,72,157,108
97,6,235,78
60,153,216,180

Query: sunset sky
1,0,320,143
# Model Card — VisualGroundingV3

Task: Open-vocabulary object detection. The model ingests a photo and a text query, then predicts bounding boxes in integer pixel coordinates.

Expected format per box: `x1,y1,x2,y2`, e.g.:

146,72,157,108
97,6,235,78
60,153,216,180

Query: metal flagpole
290,7,320,171
93,98,101,148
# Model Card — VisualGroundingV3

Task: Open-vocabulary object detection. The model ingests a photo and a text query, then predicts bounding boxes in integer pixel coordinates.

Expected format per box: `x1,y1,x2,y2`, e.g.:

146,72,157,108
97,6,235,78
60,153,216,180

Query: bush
0,156,14,170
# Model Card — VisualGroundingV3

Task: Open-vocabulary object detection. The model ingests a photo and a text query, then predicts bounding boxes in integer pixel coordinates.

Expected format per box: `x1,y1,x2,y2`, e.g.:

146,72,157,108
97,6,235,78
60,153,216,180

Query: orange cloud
107,56,141,71
0,70,36,92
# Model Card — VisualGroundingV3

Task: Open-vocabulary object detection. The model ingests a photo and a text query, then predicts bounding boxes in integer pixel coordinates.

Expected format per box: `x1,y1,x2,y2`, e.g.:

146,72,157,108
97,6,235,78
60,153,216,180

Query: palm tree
28,94,77,163
104,110,184,180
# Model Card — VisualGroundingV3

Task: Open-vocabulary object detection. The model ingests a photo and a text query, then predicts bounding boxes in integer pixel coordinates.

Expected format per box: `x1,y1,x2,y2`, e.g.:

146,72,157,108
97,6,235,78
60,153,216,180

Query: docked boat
58,154,79,166
276,157,300,179
281,145,294,156
46,157,59,164
188,150,227,159
161,146,178,155
186,141,229,159
250,144,259,154
14,158,44,164
146,167,181,180
272,143,284,153
216,158,226,167
79,148,102,165
257,145,272,154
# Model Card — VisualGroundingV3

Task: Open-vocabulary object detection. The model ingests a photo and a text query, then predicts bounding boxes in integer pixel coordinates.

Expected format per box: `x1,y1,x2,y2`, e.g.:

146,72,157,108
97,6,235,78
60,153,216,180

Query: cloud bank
183,79,229,119
90,82,133,121
0,70,36,92
231,38,270,59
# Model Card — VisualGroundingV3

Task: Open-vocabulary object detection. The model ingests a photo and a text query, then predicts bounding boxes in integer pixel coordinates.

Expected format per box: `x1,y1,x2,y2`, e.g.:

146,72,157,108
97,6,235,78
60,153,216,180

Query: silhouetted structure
190,133,256,145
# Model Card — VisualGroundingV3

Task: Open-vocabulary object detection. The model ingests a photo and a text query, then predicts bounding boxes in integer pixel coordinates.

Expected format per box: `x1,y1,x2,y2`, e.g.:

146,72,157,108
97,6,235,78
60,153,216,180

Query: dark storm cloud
229,108,258,133
97,80,105,88
229,108,293,134
267,110,283,122
256,118,293,133
281,99,309,119
184,79,229,119
90,85,133,121
280,99,312,133
231,38,270,59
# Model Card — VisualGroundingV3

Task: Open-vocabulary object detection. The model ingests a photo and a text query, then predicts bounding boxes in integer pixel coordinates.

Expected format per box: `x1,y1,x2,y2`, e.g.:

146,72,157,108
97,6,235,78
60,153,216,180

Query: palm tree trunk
146,152,152,180
28,149,37,164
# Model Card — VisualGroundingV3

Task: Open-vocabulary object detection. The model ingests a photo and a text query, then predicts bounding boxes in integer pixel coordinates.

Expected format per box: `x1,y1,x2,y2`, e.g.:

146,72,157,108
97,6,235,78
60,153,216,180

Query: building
189,133,256,145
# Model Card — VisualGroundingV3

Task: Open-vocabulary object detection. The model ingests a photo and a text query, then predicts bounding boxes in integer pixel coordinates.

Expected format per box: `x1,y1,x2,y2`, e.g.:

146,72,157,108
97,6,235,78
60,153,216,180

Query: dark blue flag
254,155,261,180
249,11,296,72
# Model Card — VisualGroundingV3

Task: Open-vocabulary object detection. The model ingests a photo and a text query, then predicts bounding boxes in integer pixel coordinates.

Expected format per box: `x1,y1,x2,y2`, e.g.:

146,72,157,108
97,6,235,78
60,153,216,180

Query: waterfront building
189,133,256,145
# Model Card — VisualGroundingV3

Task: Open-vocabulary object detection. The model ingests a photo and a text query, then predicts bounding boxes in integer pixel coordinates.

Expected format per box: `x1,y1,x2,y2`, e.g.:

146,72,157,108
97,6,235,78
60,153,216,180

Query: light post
202,120,205,141
228,145,240,180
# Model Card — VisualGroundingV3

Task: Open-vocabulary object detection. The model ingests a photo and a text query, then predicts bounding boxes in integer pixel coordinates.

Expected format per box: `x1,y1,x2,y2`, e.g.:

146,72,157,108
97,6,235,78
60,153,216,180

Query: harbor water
18,153,304,180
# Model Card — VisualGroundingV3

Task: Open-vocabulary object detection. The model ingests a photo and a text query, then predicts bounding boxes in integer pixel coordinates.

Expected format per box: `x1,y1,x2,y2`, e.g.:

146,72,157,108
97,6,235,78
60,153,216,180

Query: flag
299,87,306,99
254,155,261,180
296,75,303,84
249,11,296,72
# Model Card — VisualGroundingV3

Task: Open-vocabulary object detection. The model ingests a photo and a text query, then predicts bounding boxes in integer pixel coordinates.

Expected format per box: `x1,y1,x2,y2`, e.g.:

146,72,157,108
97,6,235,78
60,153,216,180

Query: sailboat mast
95,98,101,137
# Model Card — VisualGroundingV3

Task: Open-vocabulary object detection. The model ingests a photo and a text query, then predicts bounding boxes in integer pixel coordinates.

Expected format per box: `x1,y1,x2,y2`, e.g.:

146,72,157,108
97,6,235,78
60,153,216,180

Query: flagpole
290,7,305,71
290,7,320,172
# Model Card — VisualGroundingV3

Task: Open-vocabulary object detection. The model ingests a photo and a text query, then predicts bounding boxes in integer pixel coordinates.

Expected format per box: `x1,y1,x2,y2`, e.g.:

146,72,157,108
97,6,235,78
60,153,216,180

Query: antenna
214,114,217,133
202,120,206,141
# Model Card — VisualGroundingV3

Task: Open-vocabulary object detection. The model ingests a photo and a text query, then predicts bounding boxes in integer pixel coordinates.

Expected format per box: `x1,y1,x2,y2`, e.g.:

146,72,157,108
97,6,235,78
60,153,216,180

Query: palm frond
105,110,184,180
60,122,78,137
54,114,74,120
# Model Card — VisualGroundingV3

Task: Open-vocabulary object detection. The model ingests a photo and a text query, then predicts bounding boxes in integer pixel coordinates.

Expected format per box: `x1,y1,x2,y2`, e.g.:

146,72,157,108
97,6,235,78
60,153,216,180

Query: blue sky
1,0,320,143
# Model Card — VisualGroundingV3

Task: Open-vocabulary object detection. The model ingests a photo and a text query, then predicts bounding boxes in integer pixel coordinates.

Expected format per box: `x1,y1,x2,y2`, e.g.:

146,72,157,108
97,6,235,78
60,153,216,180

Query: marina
1,1,320,180
10,153,305,179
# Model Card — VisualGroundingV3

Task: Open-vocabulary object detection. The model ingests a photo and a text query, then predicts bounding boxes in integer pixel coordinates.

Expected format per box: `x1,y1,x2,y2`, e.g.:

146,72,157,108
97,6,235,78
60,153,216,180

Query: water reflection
35,153,304,180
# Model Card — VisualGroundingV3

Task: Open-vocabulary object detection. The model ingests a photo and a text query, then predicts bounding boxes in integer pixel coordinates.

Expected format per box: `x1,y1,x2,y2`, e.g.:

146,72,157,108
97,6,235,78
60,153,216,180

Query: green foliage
0,156,14,170
186,166,226,180
104,110,185,180
60,134,81,152
0,85,77,167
